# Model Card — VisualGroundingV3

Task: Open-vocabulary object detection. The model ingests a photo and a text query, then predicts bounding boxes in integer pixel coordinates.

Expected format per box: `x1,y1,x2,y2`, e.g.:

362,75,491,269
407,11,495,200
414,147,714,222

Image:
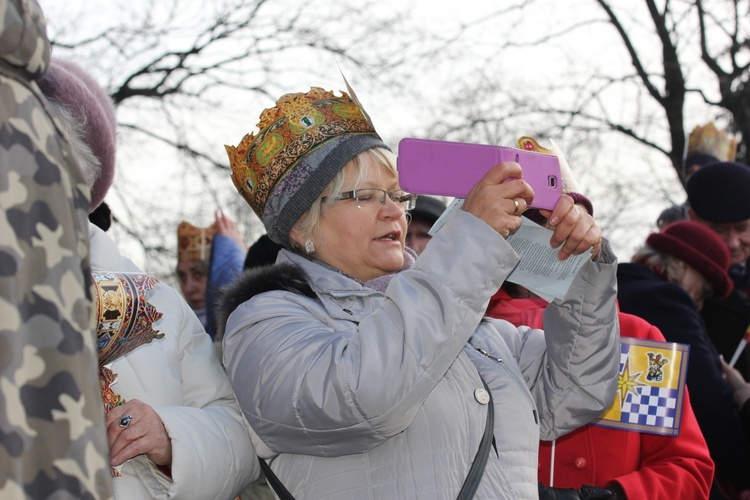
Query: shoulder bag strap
456,377,495,500
258,379,495,500
259,457,296,500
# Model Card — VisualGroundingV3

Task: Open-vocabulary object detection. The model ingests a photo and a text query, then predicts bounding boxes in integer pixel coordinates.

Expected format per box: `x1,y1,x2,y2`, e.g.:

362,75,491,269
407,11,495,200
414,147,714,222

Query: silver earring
304,238,315,254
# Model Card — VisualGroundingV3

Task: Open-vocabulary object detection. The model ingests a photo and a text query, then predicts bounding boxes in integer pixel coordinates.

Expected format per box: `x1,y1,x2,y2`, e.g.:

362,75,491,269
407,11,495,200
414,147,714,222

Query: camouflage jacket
0,0,113,498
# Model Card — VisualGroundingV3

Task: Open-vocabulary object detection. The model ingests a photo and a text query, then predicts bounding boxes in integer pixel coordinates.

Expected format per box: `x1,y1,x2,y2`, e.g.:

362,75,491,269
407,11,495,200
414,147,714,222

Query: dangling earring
305,238,315,254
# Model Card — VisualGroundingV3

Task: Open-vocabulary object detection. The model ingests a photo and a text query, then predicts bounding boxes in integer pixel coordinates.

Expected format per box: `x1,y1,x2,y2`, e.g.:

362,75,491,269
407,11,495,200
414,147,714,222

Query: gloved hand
538,483,614,500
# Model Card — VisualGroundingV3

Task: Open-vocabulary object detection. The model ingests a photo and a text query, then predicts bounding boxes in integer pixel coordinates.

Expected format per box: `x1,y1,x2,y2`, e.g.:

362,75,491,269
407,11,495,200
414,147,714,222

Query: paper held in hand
429,199,590,302
505,217,591,302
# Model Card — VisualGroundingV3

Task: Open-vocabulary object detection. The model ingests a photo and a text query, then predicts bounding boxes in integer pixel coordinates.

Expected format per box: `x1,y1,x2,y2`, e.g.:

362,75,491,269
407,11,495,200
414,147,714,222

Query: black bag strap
259,378,495,500
259,457,295,500
456,378,495,500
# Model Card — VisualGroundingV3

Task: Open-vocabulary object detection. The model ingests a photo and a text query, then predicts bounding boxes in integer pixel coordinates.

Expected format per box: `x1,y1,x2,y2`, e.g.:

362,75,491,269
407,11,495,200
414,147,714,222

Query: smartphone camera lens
548,176,557,188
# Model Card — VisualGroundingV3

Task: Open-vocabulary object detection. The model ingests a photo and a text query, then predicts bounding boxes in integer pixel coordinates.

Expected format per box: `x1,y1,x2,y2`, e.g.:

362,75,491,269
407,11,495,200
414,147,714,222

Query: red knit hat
39,58,117,211
647,221,733,298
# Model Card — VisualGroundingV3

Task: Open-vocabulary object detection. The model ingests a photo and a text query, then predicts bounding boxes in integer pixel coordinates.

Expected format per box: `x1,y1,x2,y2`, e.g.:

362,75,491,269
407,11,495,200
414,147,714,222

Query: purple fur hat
39,58,117,211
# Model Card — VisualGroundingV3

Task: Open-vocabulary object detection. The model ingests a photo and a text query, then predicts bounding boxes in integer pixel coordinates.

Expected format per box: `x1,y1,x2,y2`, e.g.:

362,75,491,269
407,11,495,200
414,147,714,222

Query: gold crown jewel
518,136,552,155
687,122,737,162
225,87,375,218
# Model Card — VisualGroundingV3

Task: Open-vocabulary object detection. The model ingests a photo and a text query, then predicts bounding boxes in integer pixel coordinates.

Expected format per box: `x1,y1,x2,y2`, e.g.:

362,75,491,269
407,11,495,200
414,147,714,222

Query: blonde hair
632,245,715,299
290,147,397,251
632,246,683,283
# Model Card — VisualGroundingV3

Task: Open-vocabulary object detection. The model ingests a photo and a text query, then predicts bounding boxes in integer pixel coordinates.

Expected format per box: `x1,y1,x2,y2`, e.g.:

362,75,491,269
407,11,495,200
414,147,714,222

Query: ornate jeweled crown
687,122,737,162
177,221,215,262
225,87,377,219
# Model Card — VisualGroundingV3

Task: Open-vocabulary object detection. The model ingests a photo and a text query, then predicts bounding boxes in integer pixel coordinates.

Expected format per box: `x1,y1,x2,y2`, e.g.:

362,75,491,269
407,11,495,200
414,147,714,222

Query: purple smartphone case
397,138,562,210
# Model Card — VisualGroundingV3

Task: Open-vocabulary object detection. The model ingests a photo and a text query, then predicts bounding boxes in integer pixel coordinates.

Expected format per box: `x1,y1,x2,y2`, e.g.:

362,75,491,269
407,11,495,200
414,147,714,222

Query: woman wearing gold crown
176,212,247,340
218,86,620,499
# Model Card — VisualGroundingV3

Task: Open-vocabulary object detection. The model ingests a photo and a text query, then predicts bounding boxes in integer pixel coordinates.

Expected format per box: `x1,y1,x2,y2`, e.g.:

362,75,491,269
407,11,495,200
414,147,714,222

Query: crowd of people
3,1,750,499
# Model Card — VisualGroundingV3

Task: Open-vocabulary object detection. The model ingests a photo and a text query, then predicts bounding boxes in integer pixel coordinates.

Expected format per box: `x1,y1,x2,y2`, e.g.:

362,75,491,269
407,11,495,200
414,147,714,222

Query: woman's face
302,160,408,282
176,259,208,310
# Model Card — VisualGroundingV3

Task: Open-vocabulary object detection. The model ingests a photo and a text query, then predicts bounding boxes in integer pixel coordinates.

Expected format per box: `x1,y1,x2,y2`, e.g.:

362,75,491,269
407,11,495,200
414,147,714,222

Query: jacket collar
276,251,387,321
216,248,417,339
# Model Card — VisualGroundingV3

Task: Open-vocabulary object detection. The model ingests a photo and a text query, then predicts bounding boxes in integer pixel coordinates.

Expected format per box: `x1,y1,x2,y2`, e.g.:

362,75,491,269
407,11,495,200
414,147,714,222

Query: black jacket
701,288,750,382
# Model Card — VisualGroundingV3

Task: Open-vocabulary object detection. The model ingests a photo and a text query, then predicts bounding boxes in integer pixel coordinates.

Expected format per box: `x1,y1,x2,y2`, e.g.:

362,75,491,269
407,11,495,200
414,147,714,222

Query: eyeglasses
321,188,417,211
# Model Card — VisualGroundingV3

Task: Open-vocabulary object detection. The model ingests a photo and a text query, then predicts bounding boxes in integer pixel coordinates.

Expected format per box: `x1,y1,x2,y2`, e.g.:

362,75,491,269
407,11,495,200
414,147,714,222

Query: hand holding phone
460,161,535,239
397,138,562,210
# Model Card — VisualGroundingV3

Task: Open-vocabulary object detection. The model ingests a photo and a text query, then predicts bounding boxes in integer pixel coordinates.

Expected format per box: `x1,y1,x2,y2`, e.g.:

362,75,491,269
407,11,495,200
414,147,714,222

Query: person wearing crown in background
176,212,246,340
656,122,737,229
217,85,621,499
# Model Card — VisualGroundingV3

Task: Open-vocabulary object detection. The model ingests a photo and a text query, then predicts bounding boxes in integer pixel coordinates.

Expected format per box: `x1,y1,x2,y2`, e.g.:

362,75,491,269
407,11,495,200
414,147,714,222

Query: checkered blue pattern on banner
619,343,629,370
621,386,678,427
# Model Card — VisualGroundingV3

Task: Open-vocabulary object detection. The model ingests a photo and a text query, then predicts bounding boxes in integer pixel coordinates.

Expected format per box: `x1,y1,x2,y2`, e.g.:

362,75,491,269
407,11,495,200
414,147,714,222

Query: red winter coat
486,289,714,499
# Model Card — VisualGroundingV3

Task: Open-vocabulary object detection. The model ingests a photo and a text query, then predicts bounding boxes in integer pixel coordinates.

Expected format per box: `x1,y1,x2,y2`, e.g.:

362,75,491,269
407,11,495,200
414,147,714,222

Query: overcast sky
38,0,704,269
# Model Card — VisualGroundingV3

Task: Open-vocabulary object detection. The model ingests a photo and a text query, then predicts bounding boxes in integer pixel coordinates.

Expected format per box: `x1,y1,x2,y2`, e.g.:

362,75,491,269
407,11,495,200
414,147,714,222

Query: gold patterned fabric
94,272,164,371
92,271,163,477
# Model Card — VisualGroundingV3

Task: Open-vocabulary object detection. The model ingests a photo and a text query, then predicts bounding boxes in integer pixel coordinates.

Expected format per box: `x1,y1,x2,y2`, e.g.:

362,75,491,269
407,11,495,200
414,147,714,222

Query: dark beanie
410,196,447,226
686,162,750,223
647,221,732,298
683,153,718,173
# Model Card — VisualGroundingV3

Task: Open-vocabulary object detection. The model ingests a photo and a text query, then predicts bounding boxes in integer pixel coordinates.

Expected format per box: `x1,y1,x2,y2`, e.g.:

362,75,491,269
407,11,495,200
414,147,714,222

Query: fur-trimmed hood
215,262,315,341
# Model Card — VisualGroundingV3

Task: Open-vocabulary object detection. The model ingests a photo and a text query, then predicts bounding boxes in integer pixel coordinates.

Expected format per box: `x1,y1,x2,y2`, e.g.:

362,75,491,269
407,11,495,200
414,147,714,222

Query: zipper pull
477,348,502,363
